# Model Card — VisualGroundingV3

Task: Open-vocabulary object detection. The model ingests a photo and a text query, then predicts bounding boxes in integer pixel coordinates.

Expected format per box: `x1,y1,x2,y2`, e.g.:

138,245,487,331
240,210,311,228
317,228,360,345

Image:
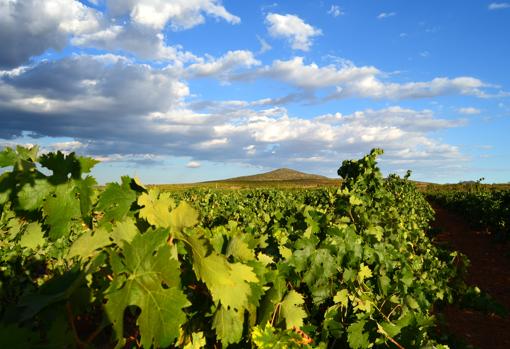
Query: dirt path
431,205,510,349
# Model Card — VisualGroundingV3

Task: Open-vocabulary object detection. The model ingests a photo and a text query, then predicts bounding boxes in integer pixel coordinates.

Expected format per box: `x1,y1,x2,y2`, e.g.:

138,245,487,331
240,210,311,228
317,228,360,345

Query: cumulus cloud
489,3,510,10
106,0,240,30
0,55,189,141
266,13,322,51
256,57,495,100
72,24,198,62
458,107,481,115
186,50,261,79
261,57,378,90
0,0,242,68
0,55,467,176
0,0,101,68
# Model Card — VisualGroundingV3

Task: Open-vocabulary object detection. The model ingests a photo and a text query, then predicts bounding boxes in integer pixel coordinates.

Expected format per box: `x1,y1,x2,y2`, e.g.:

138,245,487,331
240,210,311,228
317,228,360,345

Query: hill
224,168,330,182
155,168,340,190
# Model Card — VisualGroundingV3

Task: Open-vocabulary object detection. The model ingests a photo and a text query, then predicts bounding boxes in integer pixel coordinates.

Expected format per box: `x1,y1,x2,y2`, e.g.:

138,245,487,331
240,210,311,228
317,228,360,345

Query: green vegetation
0,146,467,348
426,181,510,241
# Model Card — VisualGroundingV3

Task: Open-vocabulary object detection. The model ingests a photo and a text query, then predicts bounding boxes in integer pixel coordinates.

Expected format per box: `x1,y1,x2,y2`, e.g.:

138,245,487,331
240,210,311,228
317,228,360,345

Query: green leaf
169,201,199,232
377,321,401,338
227,235,255,261
252,325,307,349
17,179,52,211
77,156,99,173
19,222,45,250
333,289,349,309
138,189,174,227
110,218,138,246
280,290,306,329
357,264,373,283
183,332,206,349
0,147,18,167
105,228,189,348
349,195,363,206
366,225,383,241
96,176,136,223
76,176,97,219
378,275,390,295
406,295,420,310
186,234,258,310
68,227,110,260
39,151,82,181
212,306,244,346
43,183,81,240
16,145,39,162
347,319,369,349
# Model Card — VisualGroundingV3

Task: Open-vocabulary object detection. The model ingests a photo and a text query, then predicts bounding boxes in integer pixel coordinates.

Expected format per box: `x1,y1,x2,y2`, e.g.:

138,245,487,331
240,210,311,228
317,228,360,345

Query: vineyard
426,183,510,242
0,146,473,348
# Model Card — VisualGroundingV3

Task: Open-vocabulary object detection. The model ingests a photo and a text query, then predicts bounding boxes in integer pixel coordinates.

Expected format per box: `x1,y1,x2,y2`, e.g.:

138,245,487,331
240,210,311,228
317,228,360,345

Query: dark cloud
0,0,100,69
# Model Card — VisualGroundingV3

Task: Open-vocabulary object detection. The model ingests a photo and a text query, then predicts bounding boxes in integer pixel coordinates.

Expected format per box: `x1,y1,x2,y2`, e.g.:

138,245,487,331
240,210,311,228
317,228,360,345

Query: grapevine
0,146,465,348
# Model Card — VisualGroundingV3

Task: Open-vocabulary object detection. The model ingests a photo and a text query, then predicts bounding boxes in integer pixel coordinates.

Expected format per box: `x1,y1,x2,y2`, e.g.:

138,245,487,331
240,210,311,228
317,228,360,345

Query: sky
0,0,509,184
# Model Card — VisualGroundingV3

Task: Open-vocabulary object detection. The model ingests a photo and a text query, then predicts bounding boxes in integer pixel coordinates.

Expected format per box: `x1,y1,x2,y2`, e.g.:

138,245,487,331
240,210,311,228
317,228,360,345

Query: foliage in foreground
0,146,464,348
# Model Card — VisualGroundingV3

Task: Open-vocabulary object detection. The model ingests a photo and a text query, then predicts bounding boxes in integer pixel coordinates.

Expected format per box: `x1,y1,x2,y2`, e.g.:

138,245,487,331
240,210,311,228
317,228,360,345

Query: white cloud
186,161,201,168
458,107,481,115
260,57,494,100
0,56,468,177
49,140,86,152
0,0,242,67
377,12,396,19
266,13,322,51
72,23,202,62
186,50,261,79
489,3,510,10
107,0,240,30
328,5,344,17
263,57,378,90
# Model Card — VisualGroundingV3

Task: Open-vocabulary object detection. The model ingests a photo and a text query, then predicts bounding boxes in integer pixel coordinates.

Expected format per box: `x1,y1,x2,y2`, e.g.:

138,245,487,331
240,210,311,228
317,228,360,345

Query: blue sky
1,0,509,183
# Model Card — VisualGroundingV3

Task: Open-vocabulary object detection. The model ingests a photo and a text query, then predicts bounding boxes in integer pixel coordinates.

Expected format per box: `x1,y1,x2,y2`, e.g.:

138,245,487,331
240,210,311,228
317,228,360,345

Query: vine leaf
169,201,199,232
105,228,189,348
138,189,174,227
110,218,138,246
186,234,258,310
280,290,306,329
183,332,206,349
68,227,110,260
347,319,370,349
358,264,373,282
212,306,244,346
43,183,81,240
19,222,45,249
76,175,97,220
96,176,136,223
17,179,52,211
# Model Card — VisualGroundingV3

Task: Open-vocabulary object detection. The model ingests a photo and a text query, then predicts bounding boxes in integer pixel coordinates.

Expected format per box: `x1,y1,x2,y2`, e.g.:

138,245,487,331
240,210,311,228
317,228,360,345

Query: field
0,146,509,348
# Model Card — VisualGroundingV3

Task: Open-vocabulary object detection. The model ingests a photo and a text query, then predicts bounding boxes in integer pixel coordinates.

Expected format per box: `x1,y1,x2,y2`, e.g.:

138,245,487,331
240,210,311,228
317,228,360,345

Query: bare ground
431,205,510,349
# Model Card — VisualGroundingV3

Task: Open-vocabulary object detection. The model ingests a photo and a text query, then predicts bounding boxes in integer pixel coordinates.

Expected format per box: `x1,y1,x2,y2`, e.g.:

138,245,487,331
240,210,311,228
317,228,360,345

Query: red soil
431,205,510,349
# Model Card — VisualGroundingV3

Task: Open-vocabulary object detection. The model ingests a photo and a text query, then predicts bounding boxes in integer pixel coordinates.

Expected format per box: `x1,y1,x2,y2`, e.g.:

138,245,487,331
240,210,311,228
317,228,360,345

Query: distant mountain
223,168,331,182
